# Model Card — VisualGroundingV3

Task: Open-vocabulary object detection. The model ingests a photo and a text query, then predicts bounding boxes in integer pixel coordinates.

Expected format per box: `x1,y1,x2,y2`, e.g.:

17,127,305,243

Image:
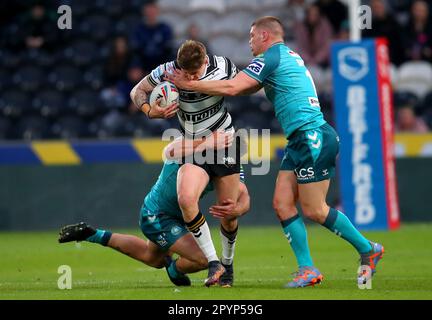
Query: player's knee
301,203,329,223
177,192,198,211
142,255,165,269
273,198,297,220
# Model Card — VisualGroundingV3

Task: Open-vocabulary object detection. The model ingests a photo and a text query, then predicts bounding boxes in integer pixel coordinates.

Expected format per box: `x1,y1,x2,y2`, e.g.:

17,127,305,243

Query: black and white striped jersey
148,55,238,137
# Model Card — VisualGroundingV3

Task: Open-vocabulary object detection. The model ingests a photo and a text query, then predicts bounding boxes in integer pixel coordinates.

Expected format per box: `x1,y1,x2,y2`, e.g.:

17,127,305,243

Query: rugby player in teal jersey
167,16,384,288
58,133,250,287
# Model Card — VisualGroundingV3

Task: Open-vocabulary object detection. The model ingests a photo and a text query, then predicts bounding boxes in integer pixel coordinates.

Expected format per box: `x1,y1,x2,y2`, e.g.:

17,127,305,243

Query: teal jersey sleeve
241,43,326,138
242,51,280,83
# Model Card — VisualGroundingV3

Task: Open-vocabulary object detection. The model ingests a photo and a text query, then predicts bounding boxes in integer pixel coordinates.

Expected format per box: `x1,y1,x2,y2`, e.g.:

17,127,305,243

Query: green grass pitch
1,223,432,300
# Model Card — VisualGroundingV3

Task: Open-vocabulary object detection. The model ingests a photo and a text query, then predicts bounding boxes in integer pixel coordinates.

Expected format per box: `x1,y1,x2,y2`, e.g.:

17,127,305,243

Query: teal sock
167,260,181,278
281,215,314,268
323,208,372,254
86,229,112,246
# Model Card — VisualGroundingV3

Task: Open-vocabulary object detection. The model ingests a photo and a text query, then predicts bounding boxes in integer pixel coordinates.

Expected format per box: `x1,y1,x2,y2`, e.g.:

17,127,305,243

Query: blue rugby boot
284,266,324,288
358,242,385,285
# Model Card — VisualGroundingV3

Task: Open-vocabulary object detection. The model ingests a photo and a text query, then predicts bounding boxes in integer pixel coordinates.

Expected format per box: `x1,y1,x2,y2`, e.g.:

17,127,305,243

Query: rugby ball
149,81,179,107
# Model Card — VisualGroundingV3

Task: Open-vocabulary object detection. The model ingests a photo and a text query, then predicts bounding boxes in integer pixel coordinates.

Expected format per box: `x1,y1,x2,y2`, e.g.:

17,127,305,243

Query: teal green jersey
242,42,326,138
143,161,245,218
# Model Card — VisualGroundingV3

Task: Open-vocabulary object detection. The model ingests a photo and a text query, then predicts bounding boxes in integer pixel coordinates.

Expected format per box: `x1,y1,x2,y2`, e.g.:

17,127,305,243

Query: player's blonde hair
177,40,207,72
252,16,284,38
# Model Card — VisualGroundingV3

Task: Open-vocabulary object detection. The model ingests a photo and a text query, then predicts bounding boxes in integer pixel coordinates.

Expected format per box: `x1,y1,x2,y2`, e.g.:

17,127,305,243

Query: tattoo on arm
131,76,154,110
131,86,148,110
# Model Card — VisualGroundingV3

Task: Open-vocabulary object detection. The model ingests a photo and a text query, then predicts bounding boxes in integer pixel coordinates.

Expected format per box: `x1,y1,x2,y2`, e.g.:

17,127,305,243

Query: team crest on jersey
171,225,182,236
247,59,265,75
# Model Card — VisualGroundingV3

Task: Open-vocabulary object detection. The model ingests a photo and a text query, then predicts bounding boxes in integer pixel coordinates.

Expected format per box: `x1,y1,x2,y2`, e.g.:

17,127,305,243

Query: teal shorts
280,122,340,183
139,205,189,250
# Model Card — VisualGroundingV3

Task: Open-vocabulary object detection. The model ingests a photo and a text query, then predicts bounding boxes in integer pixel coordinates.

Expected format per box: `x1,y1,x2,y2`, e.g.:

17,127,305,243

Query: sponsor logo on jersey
156,234,168,247
308,97,320,107
294,167,315,180
222,156,236,165
178,101,223,123
151,66,163,79
246,59,265,75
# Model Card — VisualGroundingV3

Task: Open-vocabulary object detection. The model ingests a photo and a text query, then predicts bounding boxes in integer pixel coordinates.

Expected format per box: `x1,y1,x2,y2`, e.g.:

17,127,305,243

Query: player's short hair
252,16,284,38
177,40,207,72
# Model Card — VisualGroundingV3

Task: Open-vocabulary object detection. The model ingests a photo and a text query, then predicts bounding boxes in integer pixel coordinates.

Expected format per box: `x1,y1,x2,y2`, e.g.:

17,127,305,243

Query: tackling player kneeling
58,132,250,288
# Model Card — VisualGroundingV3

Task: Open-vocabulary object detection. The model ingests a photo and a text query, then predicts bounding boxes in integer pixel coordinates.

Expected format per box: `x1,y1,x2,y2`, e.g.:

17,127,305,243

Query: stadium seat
25,49,59,69
225,0,259,11
0,91,29,118
63,40,98,67
189,0,226,13
234,111,270,131
389,63,397,85
250,95,274,114
114,13,142,35
187,10,219,38
0,116,12,140
159,12,189,38
211,11,258,37
32,90,66,118
231,39,254,67
225,96,252,118
123,114,154,138
13,65,45,92
88,112,132,138
260,0,287,9
419,91,432,125
159,0,192,14
393,90,419,108
422,91,432,110
16,115,50,140
209,34,241,62
67,89,101,117
51,115,87,139
396,61,432,99
83,66,104,91
94,0,124,17
0,49,23,70
69,0,94,18
1,22,27,51
79,15,112,42
48,65,81,92
0,68,11,92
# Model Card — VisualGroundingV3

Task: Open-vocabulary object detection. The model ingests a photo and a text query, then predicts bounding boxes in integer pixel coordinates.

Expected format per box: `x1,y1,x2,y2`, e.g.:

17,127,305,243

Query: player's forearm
130,76,154,113
130,85,149,112
189,79,239,96
165,138,204,160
